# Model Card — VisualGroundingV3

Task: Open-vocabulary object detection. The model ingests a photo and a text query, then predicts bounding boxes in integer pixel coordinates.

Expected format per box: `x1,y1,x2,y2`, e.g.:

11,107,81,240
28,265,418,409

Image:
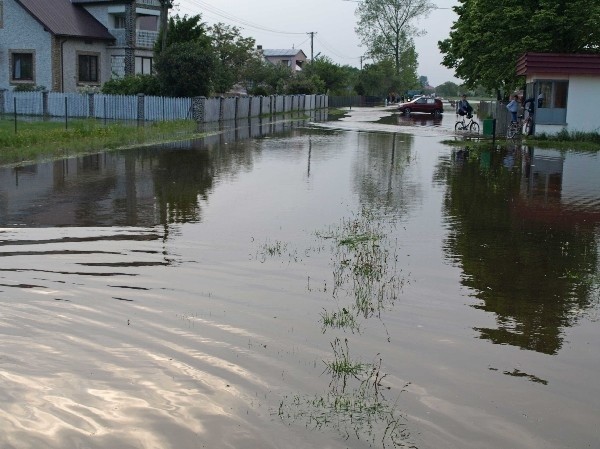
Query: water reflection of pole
307,135,312,177
387,134,396,199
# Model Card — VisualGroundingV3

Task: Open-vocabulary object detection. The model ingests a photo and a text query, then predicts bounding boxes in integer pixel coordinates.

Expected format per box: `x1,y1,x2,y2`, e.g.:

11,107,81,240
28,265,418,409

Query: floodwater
1,109,599,449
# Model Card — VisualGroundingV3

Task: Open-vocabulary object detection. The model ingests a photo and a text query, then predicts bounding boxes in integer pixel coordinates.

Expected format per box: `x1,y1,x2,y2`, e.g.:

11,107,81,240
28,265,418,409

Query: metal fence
478,100,511,136
0,90,329,123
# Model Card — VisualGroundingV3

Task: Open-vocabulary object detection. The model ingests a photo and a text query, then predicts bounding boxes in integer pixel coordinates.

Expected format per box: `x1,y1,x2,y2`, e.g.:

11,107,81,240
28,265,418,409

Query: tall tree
354,0,434,73
209,23,257,94
241,59,293,95
302,56,348,94
154,14,211,57
357,58,418,97
439,0,600,92
154,41,216,97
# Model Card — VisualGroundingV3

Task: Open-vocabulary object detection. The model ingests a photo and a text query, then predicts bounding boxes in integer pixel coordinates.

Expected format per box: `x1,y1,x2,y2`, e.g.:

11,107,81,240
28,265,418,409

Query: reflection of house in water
439,146,600,355
518,148,600,229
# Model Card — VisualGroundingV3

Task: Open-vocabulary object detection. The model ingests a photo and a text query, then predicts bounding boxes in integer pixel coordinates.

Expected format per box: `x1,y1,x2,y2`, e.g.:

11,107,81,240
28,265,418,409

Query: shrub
248,85,271,96
13,84,40,92
102,74,161,95
154,41,216,97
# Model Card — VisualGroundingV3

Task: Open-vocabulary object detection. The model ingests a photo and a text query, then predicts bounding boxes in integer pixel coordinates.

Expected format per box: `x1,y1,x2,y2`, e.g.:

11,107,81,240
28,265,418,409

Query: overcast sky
175,0,461,87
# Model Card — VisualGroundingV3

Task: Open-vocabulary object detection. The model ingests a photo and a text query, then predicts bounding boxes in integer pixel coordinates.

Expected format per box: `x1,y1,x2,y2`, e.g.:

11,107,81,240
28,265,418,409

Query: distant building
258,46,307,73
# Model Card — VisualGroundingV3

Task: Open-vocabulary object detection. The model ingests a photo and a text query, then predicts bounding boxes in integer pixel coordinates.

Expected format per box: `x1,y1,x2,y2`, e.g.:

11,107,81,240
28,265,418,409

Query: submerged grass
320,308,359,333
254,206,412,445
0,118,200,166
278,342,414,448
443,129,600,152
319,207,406,322
322,338,366,380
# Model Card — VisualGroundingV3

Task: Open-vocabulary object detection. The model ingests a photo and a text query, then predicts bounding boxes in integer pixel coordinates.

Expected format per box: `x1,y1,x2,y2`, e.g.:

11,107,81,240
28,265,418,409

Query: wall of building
565,76,600,133
60,40,112,92
526,73,600,135
1,0,53,91
83,3,112,29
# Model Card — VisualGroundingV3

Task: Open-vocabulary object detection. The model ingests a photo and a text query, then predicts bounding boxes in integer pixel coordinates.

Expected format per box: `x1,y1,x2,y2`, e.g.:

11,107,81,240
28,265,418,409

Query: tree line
102,12,429,99
439,0,600,97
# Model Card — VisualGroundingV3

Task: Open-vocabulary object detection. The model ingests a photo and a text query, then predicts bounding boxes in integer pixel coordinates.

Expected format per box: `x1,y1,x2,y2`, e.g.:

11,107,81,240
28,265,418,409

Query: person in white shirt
506,94,519,123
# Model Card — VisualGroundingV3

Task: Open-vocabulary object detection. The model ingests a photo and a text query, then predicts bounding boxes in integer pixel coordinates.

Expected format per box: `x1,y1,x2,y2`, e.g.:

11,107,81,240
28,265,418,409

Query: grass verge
0,118,202,166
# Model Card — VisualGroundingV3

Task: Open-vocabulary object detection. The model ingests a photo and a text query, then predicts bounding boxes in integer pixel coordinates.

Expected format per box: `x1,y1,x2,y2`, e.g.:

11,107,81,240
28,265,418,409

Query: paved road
316,106,471,138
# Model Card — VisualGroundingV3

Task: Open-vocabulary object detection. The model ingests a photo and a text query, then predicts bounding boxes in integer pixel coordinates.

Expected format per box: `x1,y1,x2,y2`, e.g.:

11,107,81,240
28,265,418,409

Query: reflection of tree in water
151,149,214,223
435,148,599,355
352,133,420,215
150,138,258,224
72,155,119,225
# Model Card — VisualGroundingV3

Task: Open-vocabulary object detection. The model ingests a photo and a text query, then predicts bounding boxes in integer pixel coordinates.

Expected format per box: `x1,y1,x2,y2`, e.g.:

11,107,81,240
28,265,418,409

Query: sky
174,0,461,87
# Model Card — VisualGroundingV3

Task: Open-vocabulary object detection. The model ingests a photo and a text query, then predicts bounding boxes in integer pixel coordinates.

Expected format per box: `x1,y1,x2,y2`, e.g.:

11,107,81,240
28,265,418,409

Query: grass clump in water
277,340,414,447
320,308,359,333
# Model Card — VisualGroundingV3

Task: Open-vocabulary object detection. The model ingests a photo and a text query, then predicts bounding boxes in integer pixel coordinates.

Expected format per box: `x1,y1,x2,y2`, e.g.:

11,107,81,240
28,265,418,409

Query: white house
0,0,164,92
516,53,600,135
259,47,307,73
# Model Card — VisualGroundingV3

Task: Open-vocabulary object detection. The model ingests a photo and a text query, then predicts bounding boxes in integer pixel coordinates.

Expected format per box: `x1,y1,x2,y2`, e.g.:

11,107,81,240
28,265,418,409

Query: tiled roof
16,0,115,40
71,0,121,4
517,53,600,76
262,49,306,58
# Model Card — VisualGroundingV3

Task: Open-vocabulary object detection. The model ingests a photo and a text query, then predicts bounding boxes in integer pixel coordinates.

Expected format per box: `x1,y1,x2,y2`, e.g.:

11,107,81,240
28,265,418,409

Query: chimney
257,45,263,50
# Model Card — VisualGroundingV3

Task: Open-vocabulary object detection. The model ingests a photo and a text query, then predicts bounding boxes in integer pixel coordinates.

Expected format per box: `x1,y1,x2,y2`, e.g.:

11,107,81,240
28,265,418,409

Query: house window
135,56,153,75
78,54,99,83
11,52,34,81
532,80,569,125
138,16,158,31
537,80,568,109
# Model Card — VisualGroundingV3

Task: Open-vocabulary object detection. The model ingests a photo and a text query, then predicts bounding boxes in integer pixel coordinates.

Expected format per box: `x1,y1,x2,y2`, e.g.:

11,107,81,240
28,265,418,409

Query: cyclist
522,96,535,118
456,94,473,118
521,96,535,135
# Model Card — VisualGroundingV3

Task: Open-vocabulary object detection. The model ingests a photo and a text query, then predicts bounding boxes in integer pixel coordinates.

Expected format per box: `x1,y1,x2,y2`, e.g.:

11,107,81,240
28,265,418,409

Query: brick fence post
137,93,145,124
88,92,95,118
42,90,49,117
192,96,206,123
0,89,6,115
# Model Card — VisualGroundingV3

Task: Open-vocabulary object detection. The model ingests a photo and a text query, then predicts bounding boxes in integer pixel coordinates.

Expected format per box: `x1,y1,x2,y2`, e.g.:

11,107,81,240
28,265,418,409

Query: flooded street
1,109,599,449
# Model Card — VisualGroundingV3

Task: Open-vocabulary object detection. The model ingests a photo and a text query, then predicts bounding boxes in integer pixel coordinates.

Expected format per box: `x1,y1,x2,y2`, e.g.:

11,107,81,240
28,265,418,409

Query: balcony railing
137,30,159,49
109,29,159,49
136,0,160,7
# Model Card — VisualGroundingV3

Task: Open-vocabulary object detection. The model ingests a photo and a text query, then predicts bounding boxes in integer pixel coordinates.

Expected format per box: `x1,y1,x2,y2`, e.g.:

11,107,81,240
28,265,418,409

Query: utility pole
307,32,316,60
158,0,173,51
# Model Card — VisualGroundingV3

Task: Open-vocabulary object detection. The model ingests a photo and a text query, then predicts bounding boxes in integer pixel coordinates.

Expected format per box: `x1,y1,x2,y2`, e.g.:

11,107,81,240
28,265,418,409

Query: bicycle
455,114,480,134
507,113,533,139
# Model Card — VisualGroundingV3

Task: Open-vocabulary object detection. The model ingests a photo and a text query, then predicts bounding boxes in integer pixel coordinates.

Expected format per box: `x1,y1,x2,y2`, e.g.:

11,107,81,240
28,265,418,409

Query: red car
398,97,444,115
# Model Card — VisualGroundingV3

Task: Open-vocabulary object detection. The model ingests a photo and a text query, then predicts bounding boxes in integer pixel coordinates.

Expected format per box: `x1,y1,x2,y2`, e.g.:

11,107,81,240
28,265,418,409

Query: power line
314,35,362,60
176,0,306,35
